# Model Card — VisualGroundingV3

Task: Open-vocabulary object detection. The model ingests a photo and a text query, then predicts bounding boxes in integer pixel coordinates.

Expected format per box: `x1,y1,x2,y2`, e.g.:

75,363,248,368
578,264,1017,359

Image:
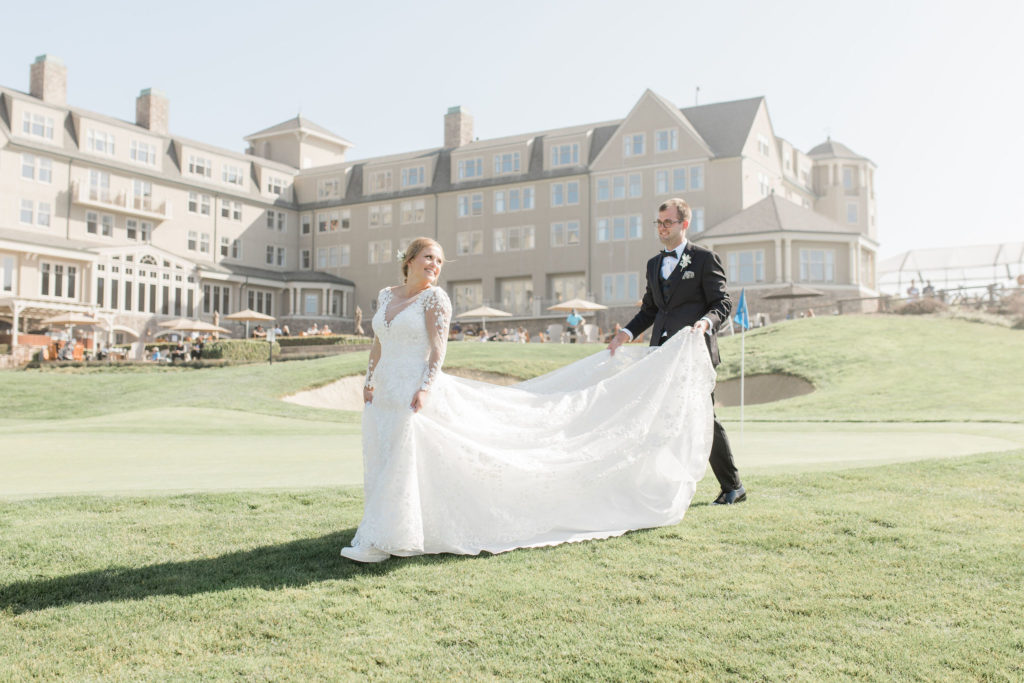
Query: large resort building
0,55,879,356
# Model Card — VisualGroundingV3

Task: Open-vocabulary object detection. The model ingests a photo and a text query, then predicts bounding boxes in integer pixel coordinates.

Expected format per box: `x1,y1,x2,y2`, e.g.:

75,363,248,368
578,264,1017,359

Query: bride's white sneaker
340,545,390,563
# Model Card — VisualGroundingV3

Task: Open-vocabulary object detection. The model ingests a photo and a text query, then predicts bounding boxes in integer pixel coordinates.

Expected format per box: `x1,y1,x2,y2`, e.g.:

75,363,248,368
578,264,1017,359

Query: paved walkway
3,408,1023,499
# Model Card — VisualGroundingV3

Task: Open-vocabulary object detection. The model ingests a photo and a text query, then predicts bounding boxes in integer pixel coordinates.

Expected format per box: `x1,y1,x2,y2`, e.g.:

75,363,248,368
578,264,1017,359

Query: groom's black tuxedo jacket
624,241,732,366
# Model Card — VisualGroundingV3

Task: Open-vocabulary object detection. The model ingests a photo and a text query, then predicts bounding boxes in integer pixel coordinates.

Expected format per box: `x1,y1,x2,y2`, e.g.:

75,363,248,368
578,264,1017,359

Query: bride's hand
363,386,374,404
411,390,428,413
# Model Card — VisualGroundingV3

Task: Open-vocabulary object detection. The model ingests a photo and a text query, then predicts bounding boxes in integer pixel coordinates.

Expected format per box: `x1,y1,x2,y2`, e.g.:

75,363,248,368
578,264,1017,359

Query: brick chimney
29,54,67,106
444,105,473,148
136,88,169,135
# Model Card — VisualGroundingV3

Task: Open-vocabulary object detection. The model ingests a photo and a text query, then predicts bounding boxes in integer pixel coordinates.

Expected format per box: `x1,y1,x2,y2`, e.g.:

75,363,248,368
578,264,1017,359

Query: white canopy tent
878,242,1024,295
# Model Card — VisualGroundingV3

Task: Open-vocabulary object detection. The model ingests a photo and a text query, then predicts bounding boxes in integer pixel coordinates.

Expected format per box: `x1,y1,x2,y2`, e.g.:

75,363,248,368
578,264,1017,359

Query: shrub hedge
276,334,372,347
202,339,280,361
0,343,9,355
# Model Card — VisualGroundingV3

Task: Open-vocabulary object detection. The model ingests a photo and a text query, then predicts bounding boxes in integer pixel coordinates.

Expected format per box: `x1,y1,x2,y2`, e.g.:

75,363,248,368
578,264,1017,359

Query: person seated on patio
171,341,187,362
307,323,320,335
321,324,332,335
149,347,163,362
478,330,489,342
281,324,291,337
190,339,204,360
253,325,267,339
537,330,549,343
565,309,583,343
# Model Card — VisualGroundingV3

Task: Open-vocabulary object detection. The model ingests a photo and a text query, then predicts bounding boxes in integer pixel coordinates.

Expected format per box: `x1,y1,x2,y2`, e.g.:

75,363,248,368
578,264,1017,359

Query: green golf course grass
1,314,1022,679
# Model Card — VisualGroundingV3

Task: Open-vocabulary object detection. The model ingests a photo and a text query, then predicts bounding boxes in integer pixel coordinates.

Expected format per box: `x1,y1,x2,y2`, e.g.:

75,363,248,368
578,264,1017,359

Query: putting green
2,408,1023,498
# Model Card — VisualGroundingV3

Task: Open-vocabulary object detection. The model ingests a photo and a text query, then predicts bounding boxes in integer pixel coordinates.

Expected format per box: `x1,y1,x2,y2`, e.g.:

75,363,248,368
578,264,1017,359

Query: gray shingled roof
244,115,352,148
218,262,354,286
0,226,96,252
699,195,856,238
680,97,764,158
807,138,869,161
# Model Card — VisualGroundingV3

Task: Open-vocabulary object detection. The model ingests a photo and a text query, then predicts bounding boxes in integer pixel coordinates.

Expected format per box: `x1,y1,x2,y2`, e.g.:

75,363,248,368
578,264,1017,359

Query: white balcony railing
71,182,173,221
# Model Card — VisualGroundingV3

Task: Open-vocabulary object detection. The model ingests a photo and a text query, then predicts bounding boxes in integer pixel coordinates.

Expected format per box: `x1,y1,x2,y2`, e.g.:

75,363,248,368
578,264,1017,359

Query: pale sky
2,0,1021,257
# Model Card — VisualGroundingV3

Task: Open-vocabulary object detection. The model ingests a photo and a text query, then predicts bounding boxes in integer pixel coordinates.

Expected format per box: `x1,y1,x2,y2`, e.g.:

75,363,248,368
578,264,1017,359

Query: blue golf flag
733,288,750,330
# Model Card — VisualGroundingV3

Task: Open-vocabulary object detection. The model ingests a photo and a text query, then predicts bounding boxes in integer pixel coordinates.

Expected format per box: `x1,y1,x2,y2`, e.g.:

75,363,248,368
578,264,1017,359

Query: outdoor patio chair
546,323,565,343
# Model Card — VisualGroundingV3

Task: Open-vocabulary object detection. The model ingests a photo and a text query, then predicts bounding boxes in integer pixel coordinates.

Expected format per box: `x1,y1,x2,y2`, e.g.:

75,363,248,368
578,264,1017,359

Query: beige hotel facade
0,55,879,356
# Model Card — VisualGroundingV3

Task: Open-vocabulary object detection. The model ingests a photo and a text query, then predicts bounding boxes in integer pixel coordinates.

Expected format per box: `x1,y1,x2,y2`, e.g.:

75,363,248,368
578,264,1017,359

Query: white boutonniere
678,253,692,271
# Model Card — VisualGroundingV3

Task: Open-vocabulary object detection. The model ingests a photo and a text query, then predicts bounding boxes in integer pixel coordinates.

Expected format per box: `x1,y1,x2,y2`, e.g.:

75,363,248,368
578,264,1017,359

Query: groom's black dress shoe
713,486,747,505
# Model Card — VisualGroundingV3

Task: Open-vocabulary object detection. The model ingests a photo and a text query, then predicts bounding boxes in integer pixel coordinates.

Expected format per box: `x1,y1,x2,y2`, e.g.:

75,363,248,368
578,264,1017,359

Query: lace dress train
350,285,715,557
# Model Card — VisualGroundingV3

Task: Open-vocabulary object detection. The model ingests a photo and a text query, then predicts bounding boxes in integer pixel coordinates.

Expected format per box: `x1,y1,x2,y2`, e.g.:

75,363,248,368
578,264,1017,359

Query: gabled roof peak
244,115,352,149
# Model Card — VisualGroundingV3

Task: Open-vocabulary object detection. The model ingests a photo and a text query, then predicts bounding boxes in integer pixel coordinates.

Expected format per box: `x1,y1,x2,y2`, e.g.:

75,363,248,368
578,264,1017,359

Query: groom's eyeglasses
653,219,682,228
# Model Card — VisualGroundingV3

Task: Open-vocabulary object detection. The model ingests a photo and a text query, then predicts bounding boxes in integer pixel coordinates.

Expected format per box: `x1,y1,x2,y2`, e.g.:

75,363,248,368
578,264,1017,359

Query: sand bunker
283,369,814,412
714,373,815,407
282,368,520,412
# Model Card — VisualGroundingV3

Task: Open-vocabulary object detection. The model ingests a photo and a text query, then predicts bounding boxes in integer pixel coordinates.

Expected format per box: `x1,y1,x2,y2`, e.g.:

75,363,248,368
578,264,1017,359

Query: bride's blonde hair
400,237,445,282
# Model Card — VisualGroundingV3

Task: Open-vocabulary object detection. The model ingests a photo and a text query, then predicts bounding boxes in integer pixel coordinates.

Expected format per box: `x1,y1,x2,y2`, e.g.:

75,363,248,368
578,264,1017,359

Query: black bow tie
661,250,678,259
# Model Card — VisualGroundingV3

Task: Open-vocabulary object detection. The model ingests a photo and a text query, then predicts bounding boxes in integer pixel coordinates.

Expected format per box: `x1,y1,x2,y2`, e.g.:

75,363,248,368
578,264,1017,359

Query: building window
86,130,116,156
843,167,857,192
655,170,669,195
628,173,642,198
304,293,319,315
266,245,274,265
22,112,55,140
130,140,157,165
550,274,586,303
847,203,859,224
799,249,835,283
327,246,339,267
401,199,425,224
40,262,76,299
89,169,111,202
369,204,392,227
401,166,425,187
456,230,483,255
457,193,484,218
758,134,771,157
133,180,153,211
727,251,765,284
759,172,770,196
494,190,506,214
317,247,328,268
550,181,580,207
188,231,198,251
493,226,535,252
596,215,642,242
21,154,53,183
187,192,212,216
596,178,610,201
301,214,311,234
266,210,286,231
317,178,341,199
222,164,244,186
499,277,534,315
200,233,211,254
301,249,311,269
503,187,533,212
340,209,351,230
267,176,285,195
655,129,678,153
276,247,286,267
188,155,213,178
612,176,626,200
457,158,483,180
369,170,392,193
231,239,242,259
221,236,230,257
220,200,242,221
602,273,639,303
338,245,351,267
689,165,704,190
19,199,34,224
550,221,580,247
691,207,705,233
493,152,521,175
368,240,393,265
623,133,645,157
2,256,16,293
550,143,580,167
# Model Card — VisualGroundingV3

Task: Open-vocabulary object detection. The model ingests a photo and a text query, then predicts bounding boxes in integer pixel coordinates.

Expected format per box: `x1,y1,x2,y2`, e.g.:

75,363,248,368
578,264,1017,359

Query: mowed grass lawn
1,314,1023,678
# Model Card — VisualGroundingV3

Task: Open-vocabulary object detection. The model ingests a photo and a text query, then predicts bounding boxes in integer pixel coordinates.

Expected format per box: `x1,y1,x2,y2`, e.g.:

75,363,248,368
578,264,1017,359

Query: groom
607,198,746,504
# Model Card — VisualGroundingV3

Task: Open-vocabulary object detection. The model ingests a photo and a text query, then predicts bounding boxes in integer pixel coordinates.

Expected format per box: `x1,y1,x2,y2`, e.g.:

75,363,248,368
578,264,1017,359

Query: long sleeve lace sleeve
420,287,452,391
364,335,382,389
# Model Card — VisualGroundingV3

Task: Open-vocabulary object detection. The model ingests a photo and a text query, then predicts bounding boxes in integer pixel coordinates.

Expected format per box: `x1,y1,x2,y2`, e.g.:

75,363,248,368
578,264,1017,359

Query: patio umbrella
455,305,512,335
760,283,825,300
761,282,825,318
223,308,276,338
41,312,102,352
546,298,608,312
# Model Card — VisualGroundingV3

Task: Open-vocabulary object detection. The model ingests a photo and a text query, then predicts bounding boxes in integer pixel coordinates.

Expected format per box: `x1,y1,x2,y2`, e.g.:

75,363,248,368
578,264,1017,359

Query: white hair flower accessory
395,249,407,262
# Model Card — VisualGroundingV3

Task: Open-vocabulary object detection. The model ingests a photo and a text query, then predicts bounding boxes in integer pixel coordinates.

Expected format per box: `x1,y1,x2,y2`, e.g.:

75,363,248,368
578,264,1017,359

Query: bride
340,237,716,563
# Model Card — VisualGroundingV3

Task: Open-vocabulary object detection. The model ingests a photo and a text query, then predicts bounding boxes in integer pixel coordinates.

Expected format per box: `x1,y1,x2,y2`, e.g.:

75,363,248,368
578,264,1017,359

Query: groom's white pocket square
681,271,695,280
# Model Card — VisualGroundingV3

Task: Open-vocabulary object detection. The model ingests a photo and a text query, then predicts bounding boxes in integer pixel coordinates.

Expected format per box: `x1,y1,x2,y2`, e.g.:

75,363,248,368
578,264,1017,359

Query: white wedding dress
349,285,716,557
